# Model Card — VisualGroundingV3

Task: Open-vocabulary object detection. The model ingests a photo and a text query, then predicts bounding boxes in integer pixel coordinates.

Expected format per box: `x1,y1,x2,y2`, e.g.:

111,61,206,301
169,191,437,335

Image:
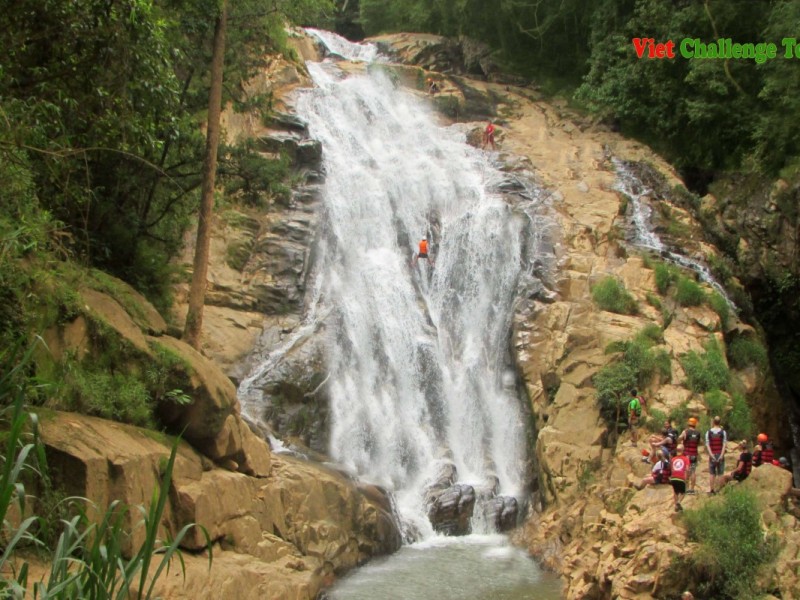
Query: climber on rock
414,237,434,266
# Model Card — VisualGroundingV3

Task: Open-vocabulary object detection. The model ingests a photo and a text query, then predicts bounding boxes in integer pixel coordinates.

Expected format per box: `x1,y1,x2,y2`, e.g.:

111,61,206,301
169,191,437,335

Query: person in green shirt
627,389,646,444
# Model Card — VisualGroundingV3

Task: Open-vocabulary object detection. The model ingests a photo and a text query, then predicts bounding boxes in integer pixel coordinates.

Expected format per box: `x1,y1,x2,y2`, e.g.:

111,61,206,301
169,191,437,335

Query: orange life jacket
419,239,428,254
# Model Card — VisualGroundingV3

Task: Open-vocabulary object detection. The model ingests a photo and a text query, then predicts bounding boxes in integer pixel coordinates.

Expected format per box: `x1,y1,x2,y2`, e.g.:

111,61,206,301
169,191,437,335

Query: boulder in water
426,483,476,536
483,495,520,532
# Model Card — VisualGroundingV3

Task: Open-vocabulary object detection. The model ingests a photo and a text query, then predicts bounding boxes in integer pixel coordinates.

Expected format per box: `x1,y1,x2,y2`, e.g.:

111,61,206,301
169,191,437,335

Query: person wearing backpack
627,389,646,445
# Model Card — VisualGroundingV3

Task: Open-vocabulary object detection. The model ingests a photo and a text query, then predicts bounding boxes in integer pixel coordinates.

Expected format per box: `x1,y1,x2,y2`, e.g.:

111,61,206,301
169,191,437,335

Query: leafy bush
669,402,690,428
680,338,730,393
707,292,730,330
728,392,754,440
728,337,769,370
638,324,663,344
704,389,729,418
595,326,672,431
675,276,706,307
682,487,777,599
645,408,667,433
591,277,637,315
594,362,637,427
646,292,662,310
653,262,677,295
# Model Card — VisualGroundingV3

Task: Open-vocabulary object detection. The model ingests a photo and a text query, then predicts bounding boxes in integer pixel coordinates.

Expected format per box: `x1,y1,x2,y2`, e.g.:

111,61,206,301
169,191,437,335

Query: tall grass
0,339,211,598
591,277,638,315
680,338,730,393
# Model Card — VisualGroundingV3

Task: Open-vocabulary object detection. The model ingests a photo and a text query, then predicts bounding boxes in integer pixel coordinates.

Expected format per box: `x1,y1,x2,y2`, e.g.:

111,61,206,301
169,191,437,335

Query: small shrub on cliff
682,487,778,599
645,408,667,433
591,276,637,315
728,337,769,370
596,326,672,433
594,362,637,429
653,262,678,295
707,291,730,330
703,389,729,417
727,392,754,440
675,275,706,306
680,338,730,393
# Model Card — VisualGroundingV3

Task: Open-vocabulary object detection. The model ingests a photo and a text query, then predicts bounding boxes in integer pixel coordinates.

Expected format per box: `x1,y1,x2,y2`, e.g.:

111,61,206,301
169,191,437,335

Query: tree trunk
183,1,227,349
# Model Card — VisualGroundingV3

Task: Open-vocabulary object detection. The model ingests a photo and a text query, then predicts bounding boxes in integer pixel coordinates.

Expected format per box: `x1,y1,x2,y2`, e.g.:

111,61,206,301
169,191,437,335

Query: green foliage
728,337,769,370
703,390,729,418
646,292,662,310
668,402,690,428
637,323,663,344
594,362,637,427
707,292,730,330
219,141,292,208
595,326,671,431
682,487,778,599
727,392,754,441
64,366,154,427
653,262,677,295
0,0,333,312
591,276,638,315
0,340,211,597
577,458,601,491
645,408,667,433
680,338,730,393
675,276,706,307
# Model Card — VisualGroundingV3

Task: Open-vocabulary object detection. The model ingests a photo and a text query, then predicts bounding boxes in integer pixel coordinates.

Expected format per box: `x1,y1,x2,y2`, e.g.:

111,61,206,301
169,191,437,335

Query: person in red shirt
670,444,689,512
414,237,434,265
482,120,496,150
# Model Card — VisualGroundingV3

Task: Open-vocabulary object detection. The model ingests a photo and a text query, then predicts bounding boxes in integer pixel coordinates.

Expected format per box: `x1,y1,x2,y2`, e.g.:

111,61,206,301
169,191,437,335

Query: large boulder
36,412,401,599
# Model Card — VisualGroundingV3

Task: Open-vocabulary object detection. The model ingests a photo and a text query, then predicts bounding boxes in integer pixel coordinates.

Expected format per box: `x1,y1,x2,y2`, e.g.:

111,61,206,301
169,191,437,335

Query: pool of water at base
327,534,563,600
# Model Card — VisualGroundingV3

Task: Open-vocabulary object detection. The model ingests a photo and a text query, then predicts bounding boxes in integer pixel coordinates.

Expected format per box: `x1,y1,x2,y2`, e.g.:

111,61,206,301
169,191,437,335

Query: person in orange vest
482,120,496,150
414,237,434,265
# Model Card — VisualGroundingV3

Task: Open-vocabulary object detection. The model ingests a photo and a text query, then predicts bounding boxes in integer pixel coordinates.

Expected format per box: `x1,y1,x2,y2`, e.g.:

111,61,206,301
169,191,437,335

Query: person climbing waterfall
414,237,434,266
482,120,496,150
427,77,440,95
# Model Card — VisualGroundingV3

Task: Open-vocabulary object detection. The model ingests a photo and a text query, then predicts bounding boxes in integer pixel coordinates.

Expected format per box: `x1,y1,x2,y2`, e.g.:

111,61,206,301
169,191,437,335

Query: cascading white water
613,158,735,308
288,37,527,536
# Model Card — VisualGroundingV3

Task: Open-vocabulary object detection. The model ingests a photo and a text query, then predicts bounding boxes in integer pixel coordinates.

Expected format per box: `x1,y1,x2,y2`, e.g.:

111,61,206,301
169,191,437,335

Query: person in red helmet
678,417,702,494
753,432,774,467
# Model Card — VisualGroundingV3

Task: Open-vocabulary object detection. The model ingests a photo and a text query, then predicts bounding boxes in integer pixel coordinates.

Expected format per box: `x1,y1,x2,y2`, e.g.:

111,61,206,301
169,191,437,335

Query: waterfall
613,158,736,309
237,31,551,540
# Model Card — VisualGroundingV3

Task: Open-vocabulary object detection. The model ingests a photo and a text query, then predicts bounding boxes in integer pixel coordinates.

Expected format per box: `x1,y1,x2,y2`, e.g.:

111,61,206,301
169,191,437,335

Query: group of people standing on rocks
629,390,789,512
